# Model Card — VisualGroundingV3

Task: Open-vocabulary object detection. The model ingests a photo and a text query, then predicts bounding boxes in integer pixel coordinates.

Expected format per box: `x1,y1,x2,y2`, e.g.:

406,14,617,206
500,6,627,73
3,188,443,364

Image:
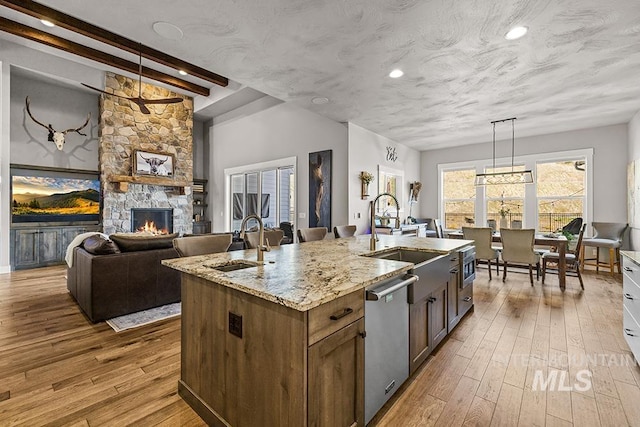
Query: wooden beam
0,17,210,96
0,0,228,87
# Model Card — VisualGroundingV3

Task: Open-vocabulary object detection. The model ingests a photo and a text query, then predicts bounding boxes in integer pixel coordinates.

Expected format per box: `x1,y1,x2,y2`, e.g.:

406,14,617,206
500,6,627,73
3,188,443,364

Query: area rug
106,302,181,332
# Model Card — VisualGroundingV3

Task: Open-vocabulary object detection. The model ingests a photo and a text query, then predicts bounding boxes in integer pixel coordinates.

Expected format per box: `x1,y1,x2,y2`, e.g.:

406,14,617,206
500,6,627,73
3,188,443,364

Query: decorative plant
360,171,374,184
499,203,510,218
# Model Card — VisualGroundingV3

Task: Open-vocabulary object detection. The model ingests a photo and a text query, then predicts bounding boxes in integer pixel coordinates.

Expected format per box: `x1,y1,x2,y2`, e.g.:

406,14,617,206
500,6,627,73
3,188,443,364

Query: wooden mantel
108,175,191,194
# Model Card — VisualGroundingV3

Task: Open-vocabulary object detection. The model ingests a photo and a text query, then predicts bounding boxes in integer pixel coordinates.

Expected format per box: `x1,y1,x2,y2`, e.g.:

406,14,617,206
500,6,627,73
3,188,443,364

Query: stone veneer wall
99,72,194,235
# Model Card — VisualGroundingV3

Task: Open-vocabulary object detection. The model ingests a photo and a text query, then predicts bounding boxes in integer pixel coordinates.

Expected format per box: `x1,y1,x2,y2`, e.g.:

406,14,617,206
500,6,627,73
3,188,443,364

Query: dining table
447,230,570,290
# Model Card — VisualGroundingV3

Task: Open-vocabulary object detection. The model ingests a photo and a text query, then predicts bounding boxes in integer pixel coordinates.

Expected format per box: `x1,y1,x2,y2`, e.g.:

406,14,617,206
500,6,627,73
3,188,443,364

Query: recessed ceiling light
178,70,188,76
40,19,55,27
152,21,184,40
311,97,329,105
389,69,404,78
505,26,528,40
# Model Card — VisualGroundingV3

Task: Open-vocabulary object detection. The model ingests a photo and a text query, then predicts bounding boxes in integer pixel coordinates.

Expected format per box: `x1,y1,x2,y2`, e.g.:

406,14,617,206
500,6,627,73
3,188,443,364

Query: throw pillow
82,235,121,255
110,233,179,252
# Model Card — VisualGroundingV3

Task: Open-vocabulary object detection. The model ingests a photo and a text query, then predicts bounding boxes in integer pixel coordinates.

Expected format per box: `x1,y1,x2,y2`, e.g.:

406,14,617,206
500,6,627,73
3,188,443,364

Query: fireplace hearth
131,208,173,234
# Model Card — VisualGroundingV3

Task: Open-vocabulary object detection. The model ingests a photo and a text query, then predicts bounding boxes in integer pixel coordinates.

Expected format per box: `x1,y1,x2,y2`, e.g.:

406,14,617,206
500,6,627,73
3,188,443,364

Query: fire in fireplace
131,208,173,234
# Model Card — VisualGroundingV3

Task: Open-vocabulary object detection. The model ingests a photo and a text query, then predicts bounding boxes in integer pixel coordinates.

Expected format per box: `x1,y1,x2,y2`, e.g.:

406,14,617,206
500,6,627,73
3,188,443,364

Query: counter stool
580,222,627,275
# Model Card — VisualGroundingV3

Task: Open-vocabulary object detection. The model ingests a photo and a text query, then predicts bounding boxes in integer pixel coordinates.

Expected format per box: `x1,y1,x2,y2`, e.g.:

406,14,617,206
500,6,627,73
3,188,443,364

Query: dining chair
510,219,522,229
173,234,232,257
333,225,357,238
297,227,328,242
462,227,499,279
542,224,586,289
580,222,628,274
500,228,540,285
487,219,497,233
433,219,444,238
244,230,284,249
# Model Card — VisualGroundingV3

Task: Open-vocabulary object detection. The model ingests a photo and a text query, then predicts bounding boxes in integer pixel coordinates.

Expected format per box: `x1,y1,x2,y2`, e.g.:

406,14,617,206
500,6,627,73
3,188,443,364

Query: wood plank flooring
0,264,638,426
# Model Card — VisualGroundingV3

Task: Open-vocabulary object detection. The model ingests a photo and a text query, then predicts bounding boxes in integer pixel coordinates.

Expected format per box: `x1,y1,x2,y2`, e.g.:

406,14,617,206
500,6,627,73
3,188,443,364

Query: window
438,149,592,232
536,159,585,232
442,168,476,229
485,165,525,230
226,157,296,231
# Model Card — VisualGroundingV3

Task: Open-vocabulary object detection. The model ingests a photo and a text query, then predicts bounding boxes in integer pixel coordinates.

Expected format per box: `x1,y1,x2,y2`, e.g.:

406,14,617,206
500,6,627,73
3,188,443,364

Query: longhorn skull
25,97,91,150
139,153,169,175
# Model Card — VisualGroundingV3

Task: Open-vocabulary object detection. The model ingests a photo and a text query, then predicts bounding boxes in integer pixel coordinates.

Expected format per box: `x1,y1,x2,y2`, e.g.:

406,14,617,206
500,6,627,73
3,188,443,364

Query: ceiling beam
0,16,210,96
0,0,228,87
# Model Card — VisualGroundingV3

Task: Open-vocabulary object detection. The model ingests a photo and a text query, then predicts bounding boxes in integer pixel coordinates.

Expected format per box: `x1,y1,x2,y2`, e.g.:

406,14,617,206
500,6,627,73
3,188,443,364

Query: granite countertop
621,251,640,266
163,234,473,312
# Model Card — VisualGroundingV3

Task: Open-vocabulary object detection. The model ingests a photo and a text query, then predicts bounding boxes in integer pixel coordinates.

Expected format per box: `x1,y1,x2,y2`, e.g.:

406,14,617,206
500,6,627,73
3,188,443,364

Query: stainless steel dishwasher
364,273,418,425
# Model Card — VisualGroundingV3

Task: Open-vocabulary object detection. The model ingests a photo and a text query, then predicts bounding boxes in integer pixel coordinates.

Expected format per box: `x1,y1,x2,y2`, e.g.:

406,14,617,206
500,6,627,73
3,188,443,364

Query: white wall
209,96,349,233
348,123,421,234
628,111,640,249
420,123,628,228
0,61,10,272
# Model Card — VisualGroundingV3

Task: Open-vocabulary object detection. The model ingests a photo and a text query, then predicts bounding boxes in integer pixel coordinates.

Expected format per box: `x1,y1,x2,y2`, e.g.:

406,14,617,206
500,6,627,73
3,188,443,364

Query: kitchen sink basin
365,249,443,266
210,260,259,272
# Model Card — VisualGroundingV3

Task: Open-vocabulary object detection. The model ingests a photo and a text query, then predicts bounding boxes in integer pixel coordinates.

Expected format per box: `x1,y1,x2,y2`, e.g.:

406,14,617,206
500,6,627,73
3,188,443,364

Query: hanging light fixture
475,117,534,185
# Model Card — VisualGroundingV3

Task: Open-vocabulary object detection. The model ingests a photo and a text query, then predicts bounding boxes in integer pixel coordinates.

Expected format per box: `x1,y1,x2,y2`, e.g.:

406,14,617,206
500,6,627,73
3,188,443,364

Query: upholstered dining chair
244,230,284,249
580,222,628,275
297,227,328,242
173,234,232,257
510,220,522,229
333,225,357,238
542,224,586,289
487,219,497,233
462,227,500,279
433,219,444,238
500,228,540,285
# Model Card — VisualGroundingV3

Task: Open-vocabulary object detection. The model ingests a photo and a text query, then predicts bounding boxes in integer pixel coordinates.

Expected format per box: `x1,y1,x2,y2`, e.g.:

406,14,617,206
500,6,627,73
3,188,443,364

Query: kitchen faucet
370,192,400,251
239,214,270,262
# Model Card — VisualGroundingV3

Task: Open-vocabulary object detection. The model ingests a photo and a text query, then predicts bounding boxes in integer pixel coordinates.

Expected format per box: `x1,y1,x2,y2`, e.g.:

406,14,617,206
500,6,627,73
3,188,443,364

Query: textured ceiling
24,0,640,149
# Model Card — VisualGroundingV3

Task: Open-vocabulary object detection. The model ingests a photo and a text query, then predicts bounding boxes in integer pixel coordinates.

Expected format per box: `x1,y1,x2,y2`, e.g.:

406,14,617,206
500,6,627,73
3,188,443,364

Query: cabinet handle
428,297,437,303
359,331,367,339
624,328,636,337
624,267,633,272
624,293,635,300
330,307,353,321
463,296,472,302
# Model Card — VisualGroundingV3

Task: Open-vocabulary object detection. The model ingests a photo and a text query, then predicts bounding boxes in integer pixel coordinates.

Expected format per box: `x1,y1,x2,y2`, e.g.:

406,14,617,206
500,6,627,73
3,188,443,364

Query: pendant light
474,117,534,185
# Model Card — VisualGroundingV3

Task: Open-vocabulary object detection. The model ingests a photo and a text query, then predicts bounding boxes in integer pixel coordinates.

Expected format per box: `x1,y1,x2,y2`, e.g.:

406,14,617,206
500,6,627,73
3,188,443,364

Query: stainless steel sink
210,260,259,272
365,249,443,266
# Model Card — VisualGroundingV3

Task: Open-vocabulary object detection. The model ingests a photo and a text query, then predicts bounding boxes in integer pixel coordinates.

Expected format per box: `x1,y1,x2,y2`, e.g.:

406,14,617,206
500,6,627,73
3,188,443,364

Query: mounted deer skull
25,97,91,150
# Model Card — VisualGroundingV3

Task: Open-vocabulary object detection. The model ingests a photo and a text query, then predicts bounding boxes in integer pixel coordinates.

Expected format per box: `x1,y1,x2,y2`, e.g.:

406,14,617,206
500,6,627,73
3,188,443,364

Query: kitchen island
163,234,473,426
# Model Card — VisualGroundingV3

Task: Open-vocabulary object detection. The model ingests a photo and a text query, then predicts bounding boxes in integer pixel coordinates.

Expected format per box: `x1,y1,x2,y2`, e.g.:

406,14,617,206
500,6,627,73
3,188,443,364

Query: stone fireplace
98,72,194,235
131,208,174,234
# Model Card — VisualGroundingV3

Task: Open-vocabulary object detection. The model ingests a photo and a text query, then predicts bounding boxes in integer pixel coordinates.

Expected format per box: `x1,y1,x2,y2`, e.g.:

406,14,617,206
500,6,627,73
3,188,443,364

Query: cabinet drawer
623,258,640,286
623,306,640,363
623,275,640,323
308,290,364,346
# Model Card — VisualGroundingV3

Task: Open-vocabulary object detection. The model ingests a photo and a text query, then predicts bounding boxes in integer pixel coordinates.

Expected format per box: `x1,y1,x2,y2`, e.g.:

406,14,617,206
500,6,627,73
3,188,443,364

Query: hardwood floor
0,264,637,426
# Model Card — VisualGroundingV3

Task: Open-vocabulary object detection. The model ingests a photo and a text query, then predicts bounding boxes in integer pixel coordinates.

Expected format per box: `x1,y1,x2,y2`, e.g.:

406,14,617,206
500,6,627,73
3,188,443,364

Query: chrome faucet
370,192,401,251
239,214,270,262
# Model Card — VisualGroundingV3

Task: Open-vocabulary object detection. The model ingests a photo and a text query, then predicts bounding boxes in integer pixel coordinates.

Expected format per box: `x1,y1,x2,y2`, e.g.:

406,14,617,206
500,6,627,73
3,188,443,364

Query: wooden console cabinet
179,274,365,427
11,225,99,270
622,254,640,363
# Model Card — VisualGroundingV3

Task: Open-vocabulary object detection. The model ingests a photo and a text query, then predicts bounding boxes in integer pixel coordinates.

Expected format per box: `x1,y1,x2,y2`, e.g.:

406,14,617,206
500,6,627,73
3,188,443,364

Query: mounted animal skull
140,153,169,175
25,97,91,150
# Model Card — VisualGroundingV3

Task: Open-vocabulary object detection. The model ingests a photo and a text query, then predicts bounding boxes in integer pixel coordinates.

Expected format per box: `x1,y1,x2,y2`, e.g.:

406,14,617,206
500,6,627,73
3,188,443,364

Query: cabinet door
430,284,448,350
409,298,431,375
39,229,61,264
448,268,461,331
14,229,40,268
308,318,365,427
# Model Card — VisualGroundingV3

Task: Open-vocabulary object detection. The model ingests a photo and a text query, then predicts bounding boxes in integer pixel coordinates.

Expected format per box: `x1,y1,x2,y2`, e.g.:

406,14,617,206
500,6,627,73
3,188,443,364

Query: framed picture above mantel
133,150,175,177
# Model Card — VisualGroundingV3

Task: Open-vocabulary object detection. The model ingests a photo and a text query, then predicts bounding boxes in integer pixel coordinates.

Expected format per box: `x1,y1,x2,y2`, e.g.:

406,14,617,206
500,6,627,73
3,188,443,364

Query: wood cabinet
11,226,98,270
622,255,640,363
409,282,448,375
179,273,365,427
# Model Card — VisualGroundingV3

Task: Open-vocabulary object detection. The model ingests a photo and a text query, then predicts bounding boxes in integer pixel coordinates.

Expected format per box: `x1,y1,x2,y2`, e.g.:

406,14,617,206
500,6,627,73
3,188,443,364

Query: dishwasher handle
366,274,419,301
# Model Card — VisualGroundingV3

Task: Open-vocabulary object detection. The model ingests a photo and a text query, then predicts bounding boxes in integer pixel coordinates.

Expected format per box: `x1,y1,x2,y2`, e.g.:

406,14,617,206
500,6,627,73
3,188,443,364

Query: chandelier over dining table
475,117,534,185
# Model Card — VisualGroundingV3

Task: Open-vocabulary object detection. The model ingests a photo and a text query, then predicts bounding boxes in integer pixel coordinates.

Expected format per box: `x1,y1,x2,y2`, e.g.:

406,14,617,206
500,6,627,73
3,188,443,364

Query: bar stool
580,222,628,274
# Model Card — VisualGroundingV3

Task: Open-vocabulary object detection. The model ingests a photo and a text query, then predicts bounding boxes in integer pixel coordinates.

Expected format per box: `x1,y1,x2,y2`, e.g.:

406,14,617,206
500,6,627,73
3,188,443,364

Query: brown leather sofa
67,246,181,323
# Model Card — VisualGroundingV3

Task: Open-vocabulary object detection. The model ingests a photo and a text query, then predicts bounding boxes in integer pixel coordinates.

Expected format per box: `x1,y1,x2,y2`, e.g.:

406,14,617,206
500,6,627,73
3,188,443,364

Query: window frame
437,149,593,232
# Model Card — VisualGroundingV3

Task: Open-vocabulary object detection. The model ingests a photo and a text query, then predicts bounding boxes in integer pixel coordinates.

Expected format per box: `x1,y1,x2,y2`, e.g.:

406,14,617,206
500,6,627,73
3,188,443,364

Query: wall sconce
360,171,374,199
